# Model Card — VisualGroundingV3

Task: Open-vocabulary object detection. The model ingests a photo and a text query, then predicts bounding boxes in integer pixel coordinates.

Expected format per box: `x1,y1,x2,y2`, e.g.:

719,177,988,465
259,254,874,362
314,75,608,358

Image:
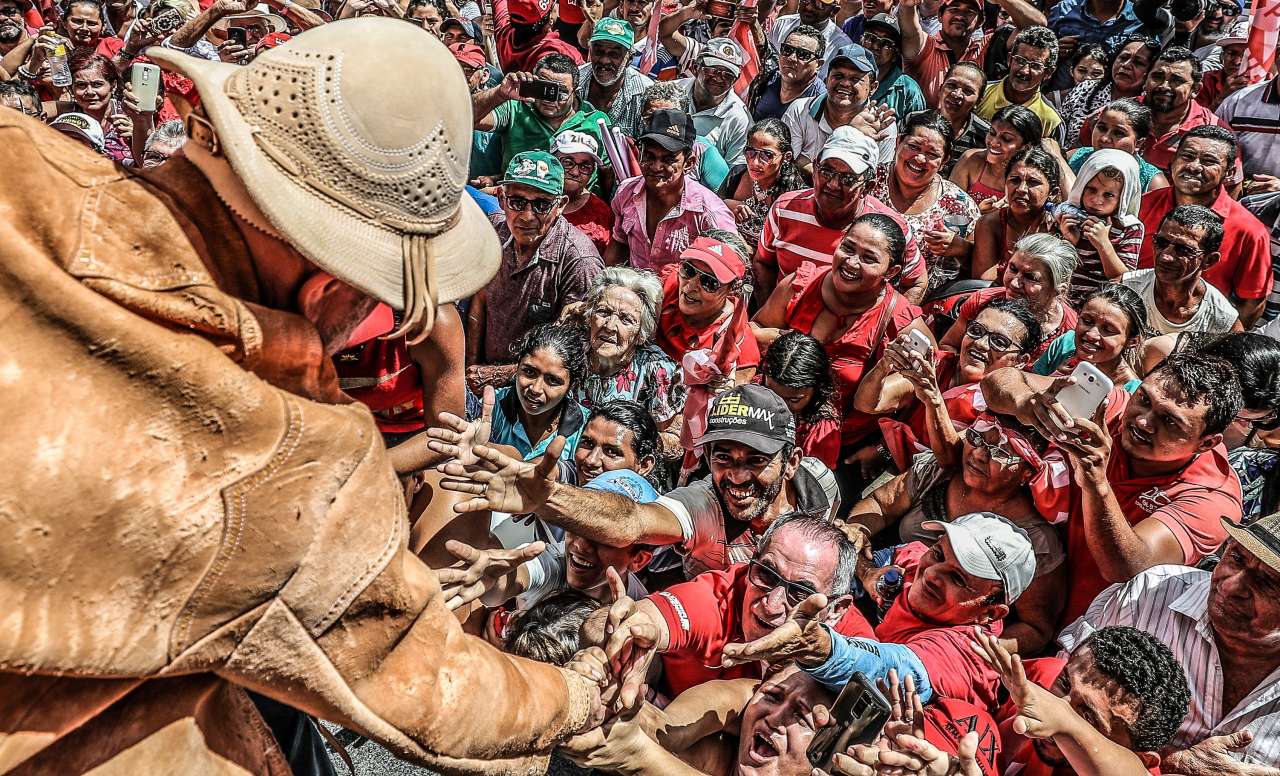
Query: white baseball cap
551,129,602,164
922,512,1036,604
818,125,878,175
1217,17,1251,47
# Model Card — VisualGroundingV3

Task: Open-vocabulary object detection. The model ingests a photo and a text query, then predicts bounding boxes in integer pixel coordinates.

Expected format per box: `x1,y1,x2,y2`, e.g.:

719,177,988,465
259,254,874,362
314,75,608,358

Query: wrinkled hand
601,568,661,711
213,0,254,15
1246,174,1280,195
437,434,564,514
851,102,896,142
883,337,940,406
720,593,832,669
434,539,545,610
26,28,58,70
1014,374,1079,442
1163,731,1280,776
561,692,665,770
878,667,925,741
1054,401,1111,480
971,627,1076,741
124,16,163,50
426,385,494,467
923,227,955,256
216,39,253,63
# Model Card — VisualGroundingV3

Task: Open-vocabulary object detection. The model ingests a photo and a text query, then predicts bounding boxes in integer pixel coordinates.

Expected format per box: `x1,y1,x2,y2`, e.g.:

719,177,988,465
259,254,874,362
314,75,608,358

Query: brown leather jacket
0,112,594,775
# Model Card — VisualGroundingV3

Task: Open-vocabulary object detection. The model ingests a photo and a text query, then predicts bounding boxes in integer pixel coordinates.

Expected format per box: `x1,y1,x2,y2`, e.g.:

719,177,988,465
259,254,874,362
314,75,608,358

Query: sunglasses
965,320,1019,353
503,194,560,215
860,32,897,50
816,164,864,189
1152,234,1205,261
780,43,818,62
744,146,779,162
747,559,821,607
680,260,725,292
963,427,1025,466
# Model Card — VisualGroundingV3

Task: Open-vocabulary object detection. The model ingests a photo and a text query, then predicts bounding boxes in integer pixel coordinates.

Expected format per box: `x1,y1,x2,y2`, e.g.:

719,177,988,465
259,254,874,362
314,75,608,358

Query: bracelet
16,64,35,80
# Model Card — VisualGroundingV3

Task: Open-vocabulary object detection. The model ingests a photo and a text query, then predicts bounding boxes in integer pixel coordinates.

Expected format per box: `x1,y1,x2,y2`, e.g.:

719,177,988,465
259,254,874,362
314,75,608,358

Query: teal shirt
696,136,730,192
489,385,586,462
1033,331,1141,392
491,100,613,181
872,66,926,123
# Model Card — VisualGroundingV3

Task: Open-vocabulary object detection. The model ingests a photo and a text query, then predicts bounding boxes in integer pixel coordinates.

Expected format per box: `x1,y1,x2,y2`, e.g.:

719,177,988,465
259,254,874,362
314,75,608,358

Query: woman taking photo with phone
1032,283,1148,392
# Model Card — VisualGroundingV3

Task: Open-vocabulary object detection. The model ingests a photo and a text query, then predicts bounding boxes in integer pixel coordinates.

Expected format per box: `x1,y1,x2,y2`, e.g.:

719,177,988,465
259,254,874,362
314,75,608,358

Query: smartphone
1056,361,1113,420
904,329,932,360
705,0,738,16
227,26,248,47
806,673,892,770
519,79,563,101
130,62,161,113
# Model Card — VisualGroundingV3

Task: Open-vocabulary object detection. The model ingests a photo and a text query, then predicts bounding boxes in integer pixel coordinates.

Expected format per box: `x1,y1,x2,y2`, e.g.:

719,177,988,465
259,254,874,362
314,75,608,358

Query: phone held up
227,26,248,47
130,62,161,113
518,79,563,101
807,672,893,771
1056,361,1113,421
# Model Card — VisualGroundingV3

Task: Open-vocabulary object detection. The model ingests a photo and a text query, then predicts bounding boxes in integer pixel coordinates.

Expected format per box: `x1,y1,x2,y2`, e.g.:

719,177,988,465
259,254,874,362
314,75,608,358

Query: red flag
1249,0,1280,78
730,0,760,99
638,0,664,73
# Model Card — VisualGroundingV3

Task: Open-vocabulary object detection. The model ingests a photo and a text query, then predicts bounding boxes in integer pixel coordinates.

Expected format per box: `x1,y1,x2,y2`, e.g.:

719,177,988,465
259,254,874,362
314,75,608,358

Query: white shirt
782,94,897,166
1059,565,1280,766
676,76,751,166
768,14,854,78
1120,269,1239,335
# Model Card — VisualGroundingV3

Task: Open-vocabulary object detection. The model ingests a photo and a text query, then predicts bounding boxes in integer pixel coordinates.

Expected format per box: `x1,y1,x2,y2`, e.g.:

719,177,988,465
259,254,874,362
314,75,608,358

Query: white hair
583,266,663,344
1014,232,1079,290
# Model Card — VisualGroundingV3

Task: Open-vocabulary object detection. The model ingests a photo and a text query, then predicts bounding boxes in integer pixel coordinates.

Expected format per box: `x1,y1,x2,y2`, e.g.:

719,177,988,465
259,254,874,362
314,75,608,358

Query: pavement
322,724,591,776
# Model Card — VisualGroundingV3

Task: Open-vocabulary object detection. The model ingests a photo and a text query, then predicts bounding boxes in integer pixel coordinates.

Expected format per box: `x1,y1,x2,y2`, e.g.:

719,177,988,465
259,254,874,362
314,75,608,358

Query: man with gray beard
0,0,29,60
577,18,652,137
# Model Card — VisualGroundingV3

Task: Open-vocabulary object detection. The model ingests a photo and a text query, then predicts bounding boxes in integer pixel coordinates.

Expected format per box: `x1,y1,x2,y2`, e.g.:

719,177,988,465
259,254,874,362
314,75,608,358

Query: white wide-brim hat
148,18,500,327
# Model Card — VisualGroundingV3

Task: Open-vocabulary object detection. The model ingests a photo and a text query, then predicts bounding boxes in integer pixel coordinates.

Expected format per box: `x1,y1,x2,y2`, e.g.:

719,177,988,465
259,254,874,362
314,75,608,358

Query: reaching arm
990,0,1046,29
898,0,926,65
541,481,686,548
170,0,247,48
843,470,913,537
658,0,700,61
474,72,534,131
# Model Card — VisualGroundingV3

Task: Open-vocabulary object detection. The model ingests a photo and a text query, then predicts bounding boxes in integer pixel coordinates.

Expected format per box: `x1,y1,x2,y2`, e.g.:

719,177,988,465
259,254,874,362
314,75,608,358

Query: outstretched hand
720,593,831,669
427,385,494,467
436,434,564,514
970,627,1073,741
602,568,661,712
434,539,544,610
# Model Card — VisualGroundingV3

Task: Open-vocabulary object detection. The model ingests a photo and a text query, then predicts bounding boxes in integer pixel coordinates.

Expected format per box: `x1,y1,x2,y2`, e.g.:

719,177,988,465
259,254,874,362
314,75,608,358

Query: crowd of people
3,0,1280,772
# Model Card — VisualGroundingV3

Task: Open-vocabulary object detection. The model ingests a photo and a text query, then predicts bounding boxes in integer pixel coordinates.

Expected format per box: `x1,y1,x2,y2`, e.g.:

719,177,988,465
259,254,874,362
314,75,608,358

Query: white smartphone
904,329,933,360
130,63,161,113
1056,361,1113,420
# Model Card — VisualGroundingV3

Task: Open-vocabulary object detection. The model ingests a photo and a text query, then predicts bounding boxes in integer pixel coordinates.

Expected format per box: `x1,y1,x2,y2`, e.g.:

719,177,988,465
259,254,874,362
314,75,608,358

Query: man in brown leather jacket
0,17,603,776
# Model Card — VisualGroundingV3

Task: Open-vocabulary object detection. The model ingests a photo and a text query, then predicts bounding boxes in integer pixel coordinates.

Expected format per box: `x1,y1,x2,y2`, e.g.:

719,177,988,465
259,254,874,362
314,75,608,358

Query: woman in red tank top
752,213,928,451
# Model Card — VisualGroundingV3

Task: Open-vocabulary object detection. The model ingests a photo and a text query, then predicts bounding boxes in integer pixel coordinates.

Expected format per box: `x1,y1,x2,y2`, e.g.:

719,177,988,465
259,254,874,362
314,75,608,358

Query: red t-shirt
656,269,760,373
648,564,875,698
333,305,426,433
493,0,583,73
564,193,614,258
1060,389,1243,624
876,543,1005,711
956,287,1077,361
922,698,1002,776
997,657,1161,776
1136,186,1274,301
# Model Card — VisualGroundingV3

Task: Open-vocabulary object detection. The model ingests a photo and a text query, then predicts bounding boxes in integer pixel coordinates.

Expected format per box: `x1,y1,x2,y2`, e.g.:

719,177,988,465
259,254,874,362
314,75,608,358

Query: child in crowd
758,331,841,469
1055,149,1144,308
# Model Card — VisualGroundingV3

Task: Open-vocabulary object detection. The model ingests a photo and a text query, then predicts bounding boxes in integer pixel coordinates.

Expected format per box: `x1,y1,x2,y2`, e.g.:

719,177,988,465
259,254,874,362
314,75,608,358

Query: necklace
892,175,939,213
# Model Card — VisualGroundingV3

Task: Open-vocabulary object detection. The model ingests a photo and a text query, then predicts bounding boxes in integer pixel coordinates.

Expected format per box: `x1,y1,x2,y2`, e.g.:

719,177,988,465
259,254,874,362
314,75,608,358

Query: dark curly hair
761,331,837,424
587,399,660,463
1084,626,1191,752
974,296,1043,355
510,321,591,393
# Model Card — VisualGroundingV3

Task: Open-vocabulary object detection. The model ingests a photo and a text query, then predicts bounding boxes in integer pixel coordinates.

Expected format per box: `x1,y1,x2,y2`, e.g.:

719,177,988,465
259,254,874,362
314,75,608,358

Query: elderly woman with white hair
939,232,1079,360
573,266,687,431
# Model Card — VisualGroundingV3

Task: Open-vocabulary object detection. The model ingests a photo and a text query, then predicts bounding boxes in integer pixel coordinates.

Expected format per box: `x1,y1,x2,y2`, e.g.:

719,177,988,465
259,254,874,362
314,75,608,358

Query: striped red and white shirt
756,189,925,286
1059,565,1280,768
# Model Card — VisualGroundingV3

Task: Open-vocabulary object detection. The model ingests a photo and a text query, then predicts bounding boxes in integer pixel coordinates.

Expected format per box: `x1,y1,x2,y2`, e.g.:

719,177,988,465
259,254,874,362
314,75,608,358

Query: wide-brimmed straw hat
147,18,498,342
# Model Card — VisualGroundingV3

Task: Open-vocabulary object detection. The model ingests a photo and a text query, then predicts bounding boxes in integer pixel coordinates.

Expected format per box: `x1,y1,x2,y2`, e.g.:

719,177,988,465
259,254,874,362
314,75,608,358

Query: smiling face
71,62,113,113
825,63,873,111
939,0,981,39
563,530,651,593
515,346,571,419
531,65,575,120
1091,108,1140,154
589,39,629,87
1171,136,1230,199
64,1,104,47
677,258,731,320
778,31,821,84
830,222,900,297
1034,647,1144,766
639,140,688,196
588,285,644,366
1074,297,1133,366
1003,160,1053,218
906,537,1006,625
813,158,868,224
958,306,1030,382
1143,59,1197,115
960,423,1033,493
1151,219,1214,286
1111,42,1155,95
895,125,948,188
575,415,652,481
1120,372,1214,464
708,441,796,525
985,120,1026,168
556,151,597,197
1006,42,1053,95
737,665,835,776
1003,250,1057,312
741,525,839,641
697,62,737,100
940,67,984,119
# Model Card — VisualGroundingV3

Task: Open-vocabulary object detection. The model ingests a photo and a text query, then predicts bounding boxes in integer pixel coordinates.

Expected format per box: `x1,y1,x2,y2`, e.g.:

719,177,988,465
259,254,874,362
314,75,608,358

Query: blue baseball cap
584,469,660,503
830,43,876,74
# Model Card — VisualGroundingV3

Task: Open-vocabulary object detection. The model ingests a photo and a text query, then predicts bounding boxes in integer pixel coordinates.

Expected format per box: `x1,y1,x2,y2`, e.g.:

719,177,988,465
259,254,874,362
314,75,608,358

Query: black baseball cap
640,108,696,153
698,385,796,455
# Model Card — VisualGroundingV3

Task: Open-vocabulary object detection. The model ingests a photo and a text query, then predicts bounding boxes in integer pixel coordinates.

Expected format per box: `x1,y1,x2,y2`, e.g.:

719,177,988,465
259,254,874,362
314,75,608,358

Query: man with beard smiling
982,351,1244,624
1137,47,1233,173
676,37,752,166
782,44,893,176
437,384,841,578
1136,127,1272,328
577,17,651,135
974,26,1064,144
0,0,29,62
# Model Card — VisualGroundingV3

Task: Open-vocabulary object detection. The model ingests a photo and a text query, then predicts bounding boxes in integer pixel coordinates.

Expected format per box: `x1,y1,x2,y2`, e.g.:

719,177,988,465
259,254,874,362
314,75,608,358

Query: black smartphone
519,79,563,101
228,26,247,47
806,672,893,771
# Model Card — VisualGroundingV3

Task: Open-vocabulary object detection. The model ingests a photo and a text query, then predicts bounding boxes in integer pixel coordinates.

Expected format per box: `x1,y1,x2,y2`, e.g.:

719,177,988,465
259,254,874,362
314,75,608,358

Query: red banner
1249,0,1280,78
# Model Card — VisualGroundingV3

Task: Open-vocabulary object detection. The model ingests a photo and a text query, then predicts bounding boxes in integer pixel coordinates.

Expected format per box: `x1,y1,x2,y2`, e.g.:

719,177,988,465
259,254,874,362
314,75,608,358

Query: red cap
450,42,487,68
680,237,745,284
921,699,1001,776
507,0,552,24
257,31,291,49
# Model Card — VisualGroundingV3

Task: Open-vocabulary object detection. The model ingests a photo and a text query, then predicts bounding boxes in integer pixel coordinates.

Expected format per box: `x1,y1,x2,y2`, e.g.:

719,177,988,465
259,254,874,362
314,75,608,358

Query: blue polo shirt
752,71,825,121
1047,0,1142,89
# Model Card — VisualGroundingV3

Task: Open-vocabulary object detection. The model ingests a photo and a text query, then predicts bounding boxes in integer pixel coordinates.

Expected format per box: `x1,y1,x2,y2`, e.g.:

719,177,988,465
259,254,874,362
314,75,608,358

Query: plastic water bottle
48,40,72,88
876,568,904,617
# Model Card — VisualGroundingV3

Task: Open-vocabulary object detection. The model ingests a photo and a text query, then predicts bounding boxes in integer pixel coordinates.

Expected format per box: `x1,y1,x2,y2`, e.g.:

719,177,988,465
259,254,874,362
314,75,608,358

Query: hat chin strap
184,137,286,241
385,231,439,346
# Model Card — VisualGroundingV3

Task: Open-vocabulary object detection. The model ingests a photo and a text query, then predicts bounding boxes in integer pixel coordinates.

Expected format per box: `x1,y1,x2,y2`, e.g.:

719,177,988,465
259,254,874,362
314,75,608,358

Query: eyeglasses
1218,2,1240,15
816,164,864,189
744,146,778,162
1010,53,1048,74
503,194,561,215
963,427,1024,466
680,260,724,292
964,320,1020,353
1152,234,1206,261
557,157,597,174
747,559,820,607
860,33,897,50
780,43,818,62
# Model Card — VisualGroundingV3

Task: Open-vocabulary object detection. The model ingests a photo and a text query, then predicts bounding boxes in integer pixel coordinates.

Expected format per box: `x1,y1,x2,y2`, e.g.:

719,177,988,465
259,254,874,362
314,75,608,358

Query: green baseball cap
590,17,635,49
501,151,565,195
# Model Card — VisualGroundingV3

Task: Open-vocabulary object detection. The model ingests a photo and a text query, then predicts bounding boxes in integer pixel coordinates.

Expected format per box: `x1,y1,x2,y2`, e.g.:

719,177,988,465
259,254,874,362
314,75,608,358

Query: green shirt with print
491,99,613,180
